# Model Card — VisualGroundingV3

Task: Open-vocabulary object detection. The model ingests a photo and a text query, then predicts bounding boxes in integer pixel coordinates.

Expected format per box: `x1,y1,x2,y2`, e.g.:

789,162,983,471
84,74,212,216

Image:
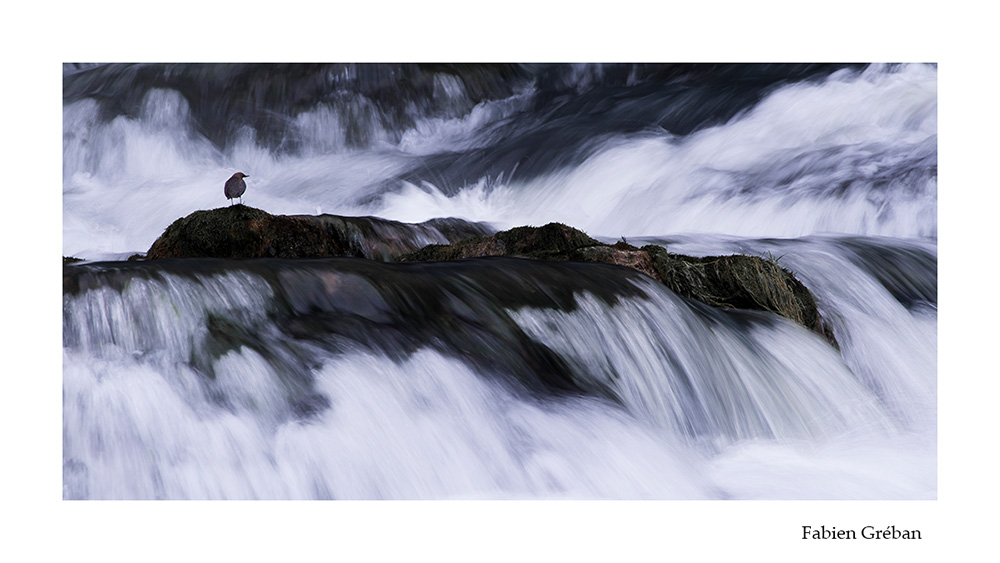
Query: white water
380,65,936,237
654,234,938,430
63,63,936,499
62,237,936,499
510,282,895,444
64,346,718,500
63,64,936,259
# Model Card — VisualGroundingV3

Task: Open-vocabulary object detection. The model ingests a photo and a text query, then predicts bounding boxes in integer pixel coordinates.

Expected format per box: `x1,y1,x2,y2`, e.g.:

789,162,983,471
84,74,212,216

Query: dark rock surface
399,222,836,346
141,209,835,346
145,205,492,261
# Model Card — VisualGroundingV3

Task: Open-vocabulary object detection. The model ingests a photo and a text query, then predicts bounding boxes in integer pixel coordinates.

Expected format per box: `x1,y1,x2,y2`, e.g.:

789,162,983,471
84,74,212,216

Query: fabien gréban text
802,526,922,540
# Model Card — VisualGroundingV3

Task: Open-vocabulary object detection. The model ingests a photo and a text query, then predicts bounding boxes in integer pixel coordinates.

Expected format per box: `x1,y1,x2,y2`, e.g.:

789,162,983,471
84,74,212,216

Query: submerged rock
399,222,837,347
145,205,492,260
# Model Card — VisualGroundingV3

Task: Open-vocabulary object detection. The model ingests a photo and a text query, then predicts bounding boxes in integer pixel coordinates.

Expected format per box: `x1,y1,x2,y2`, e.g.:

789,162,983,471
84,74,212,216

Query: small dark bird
224,172,248,205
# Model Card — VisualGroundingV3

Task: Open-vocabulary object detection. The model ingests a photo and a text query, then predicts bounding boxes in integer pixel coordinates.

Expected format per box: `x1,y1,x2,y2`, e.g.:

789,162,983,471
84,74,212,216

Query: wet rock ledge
141,205,836,346
145,205,492,261
398,222,836,346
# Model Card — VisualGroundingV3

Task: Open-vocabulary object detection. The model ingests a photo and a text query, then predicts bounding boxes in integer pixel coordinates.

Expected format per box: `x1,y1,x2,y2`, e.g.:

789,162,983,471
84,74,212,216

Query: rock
642,245,834,344
399,222,601,262
143,210,836,346
147,205,331,259
575,243,659,280
399,222,837,347
145,205,492,261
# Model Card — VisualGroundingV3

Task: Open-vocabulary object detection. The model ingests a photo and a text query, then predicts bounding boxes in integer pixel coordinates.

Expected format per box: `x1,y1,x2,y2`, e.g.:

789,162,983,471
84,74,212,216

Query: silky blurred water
62,63,936,499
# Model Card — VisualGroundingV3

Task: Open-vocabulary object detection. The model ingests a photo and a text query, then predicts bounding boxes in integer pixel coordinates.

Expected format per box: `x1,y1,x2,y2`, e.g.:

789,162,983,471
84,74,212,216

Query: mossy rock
398,222,602,262
643,245,829,340
495,223,601,258
147,205,342,259
142,210,836,347
145,206,493,261
572,245,658,280
399,223,837,347
400,236,507,262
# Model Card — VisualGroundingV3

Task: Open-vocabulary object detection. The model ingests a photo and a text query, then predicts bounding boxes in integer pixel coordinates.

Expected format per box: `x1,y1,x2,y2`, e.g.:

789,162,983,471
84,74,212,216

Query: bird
224,172,249,205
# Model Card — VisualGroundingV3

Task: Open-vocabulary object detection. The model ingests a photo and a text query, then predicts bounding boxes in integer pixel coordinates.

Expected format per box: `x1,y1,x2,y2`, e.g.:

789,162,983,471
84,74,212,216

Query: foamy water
63,63,936,499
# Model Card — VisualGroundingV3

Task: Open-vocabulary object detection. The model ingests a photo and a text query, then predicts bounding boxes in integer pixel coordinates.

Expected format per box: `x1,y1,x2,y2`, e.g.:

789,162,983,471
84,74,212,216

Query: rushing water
62,63,937,499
